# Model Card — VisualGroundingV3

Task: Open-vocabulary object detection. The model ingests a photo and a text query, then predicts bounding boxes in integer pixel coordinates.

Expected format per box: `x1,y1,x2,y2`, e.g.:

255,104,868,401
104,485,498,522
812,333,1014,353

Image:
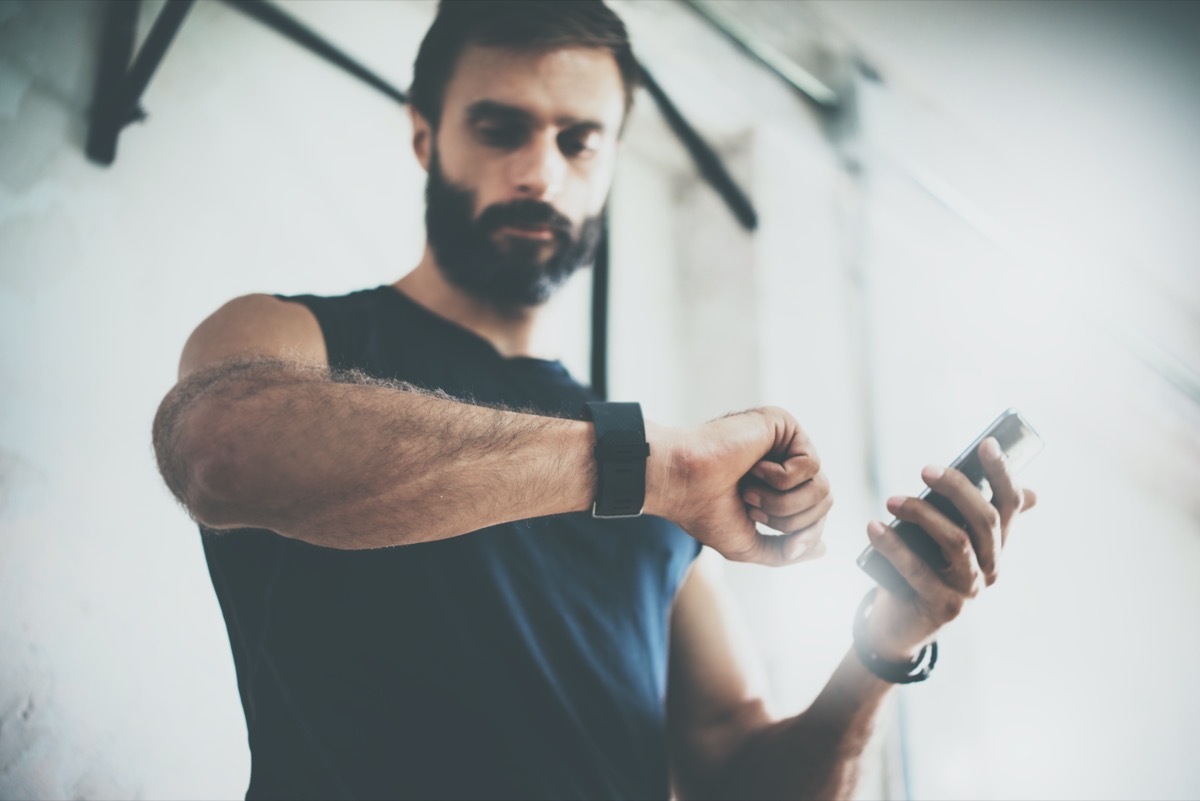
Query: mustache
477,200,573,236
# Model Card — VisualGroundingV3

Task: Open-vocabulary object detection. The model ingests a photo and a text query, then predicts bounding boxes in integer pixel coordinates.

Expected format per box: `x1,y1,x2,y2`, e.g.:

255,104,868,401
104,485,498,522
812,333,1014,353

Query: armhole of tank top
274,292,371,373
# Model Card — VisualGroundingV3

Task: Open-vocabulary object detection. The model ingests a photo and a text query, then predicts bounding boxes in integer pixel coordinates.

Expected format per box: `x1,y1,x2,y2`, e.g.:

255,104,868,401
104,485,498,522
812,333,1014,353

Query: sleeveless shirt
200,286,701,800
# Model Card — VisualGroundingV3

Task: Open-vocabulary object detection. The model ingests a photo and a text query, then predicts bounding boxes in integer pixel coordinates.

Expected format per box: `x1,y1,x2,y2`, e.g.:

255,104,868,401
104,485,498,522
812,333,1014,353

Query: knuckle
721,536,758,563
949,530,973,561
984,504,1001,529
940,595,965,620
728,549,754,564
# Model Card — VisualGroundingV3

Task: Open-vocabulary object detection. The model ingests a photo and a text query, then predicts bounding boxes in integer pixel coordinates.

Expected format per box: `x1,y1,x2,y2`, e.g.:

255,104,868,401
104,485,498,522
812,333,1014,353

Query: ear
410,105,433,173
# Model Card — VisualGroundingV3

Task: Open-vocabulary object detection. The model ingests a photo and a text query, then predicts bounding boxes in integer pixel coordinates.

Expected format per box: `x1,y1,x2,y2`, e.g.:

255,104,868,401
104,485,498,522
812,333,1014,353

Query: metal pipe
123,0,195,119
86,0,141,165
683,0,840,109
639,63,758,232
590,216,611,399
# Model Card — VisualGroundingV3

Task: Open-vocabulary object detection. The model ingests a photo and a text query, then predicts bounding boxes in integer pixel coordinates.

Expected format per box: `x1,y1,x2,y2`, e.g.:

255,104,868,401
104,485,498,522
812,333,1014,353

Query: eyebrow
465,100,606,133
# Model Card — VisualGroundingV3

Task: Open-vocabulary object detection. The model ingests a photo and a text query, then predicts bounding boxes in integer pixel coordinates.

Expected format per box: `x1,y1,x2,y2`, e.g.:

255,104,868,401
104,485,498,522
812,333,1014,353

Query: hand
647,407,833,566
862,437,1038,660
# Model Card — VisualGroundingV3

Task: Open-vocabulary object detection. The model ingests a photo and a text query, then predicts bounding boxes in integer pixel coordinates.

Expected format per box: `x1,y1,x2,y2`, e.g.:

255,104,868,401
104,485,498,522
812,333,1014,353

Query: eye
559,128,601,159
477,124,526,149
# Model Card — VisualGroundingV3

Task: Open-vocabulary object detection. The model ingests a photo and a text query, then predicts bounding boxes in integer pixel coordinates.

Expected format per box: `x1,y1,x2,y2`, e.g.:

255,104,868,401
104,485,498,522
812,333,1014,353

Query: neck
394,245,543,359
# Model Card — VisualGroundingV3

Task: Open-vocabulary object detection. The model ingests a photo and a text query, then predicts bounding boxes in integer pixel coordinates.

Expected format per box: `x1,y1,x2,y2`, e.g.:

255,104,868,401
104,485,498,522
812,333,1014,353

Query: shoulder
179,293,327,380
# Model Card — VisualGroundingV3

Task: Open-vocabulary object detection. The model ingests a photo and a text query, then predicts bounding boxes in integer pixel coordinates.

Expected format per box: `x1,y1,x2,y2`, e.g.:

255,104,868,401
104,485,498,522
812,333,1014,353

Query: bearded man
153,2,1036,798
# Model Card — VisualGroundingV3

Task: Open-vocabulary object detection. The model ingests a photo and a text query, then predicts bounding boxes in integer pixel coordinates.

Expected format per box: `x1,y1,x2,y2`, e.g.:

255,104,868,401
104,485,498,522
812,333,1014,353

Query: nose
507,130,566,202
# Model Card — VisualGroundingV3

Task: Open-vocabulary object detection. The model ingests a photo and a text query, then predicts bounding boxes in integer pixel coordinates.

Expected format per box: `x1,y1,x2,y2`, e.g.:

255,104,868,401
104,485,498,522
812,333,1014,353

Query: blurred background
1,1,1197,798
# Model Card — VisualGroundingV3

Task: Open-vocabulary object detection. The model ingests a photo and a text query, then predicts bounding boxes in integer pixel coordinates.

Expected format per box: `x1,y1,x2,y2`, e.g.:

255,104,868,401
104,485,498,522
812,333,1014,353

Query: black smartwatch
583,401,650,519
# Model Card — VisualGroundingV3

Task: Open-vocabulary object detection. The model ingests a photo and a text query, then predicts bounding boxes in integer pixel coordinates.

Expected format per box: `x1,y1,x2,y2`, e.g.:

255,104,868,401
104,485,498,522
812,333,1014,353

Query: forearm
153,358,598,548
709,649,892,801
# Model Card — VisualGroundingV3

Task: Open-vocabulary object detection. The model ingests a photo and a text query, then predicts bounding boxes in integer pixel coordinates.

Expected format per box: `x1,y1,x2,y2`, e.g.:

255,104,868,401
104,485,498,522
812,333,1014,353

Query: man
153,2,1036,799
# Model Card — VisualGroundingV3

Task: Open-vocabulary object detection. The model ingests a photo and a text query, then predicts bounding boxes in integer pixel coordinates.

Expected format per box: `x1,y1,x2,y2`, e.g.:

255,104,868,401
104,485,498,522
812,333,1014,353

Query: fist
648,407,833,566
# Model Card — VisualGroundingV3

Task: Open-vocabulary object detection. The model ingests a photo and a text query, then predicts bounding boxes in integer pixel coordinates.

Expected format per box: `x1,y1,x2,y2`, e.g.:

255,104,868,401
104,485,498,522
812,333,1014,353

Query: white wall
0,2,434,796
814,2,1200,799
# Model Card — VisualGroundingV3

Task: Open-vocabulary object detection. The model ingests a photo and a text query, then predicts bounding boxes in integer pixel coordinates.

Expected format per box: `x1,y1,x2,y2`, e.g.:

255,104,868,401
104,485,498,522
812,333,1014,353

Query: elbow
153,388,251,529
185,442,248,529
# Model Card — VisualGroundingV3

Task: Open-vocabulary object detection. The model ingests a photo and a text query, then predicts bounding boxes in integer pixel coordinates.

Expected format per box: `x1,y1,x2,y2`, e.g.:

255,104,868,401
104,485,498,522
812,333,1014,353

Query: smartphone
856,409,1043,596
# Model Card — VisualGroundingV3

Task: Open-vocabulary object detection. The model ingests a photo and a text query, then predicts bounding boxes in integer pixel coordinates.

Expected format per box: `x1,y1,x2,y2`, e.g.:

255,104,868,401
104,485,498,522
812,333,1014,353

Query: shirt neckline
378,285,566,372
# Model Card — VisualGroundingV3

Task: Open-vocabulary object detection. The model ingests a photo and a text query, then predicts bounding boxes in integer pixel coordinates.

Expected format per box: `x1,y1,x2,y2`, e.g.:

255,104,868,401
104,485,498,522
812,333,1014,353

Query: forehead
441,44,625,130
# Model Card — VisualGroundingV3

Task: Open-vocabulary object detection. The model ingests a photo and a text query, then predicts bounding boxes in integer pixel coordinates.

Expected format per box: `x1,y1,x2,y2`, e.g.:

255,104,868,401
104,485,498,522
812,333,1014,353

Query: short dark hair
409,0,639,129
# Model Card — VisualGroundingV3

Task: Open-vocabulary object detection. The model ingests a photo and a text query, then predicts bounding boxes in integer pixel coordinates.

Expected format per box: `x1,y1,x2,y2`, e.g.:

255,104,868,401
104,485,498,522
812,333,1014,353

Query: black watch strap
852,587,938,684
584,401,650,519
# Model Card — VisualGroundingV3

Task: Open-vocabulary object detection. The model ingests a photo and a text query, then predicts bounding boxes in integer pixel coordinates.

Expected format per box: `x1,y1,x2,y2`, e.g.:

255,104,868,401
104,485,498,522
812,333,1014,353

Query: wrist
563,419,602,515
853,588,938,684
863,594,927,662
643,421,683,520
866,624,925,663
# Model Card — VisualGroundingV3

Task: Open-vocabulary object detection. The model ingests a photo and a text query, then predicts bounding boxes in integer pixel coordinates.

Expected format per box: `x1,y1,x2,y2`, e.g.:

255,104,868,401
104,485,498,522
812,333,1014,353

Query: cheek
589,150,619,207
574,157,618,218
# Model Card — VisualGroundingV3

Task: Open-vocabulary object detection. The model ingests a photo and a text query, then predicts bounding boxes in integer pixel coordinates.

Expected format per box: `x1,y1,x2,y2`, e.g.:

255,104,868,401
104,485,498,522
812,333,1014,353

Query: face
413,44,626,310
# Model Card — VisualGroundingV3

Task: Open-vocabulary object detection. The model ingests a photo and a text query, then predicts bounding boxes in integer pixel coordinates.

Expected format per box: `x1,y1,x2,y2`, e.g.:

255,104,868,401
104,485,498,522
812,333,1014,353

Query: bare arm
153,294,598,547
668,445,1038,800
667,550,888,801
153,293,835,556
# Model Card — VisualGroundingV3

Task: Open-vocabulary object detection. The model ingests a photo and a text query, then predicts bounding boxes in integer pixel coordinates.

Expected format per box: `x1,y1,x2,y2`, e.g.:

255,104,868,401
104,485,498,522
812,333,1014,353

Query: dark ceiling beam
87,0,195,165
638,63,758,232
218,0,408,106
683,0,840,109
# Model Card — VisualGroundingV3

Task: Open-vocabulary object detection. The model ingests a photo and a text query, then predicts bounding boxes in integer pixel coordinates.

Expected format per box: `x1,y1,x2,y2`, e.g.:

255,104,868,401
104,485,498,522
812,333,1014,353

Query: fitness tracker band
852,587,938,684
583,401,650,519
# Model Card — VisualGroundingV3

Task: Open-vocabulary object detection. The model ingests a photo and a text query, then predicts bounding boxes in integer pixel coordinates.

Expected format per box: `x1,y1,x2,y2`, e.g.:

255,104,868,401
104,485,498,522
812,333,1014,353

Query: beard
424,149,604,311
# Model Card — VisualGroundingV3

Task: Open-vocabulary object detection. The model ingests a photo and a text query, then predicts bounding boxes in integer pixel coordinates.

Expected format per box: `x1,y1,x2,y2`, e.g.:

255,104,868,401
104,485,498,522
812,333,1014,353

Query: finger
742,470,831,518
732,521,826,567
886,494,985,595
770,519,828,564
754,512,828,551
1022,487,1038,511
978,437,1023,535
751,453,820,491
763,492,834,536
867,520,966,623
795,539,827,562
919,464,1003,585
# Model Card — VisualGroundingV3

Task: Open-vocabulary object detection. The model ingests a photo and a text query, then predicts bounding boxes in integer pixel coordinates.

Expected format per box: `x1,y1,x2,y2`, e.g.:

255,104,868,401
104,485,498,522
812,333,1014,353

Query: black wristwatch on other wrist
852,587,938,684
583,401,650,519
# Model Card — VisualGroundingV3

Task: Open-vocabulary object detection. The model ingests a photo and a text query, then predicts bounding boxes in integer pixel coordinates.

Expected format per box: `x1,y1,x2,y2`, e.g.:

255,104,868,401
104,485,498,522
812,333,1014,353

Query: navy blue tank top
200,286,700,800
